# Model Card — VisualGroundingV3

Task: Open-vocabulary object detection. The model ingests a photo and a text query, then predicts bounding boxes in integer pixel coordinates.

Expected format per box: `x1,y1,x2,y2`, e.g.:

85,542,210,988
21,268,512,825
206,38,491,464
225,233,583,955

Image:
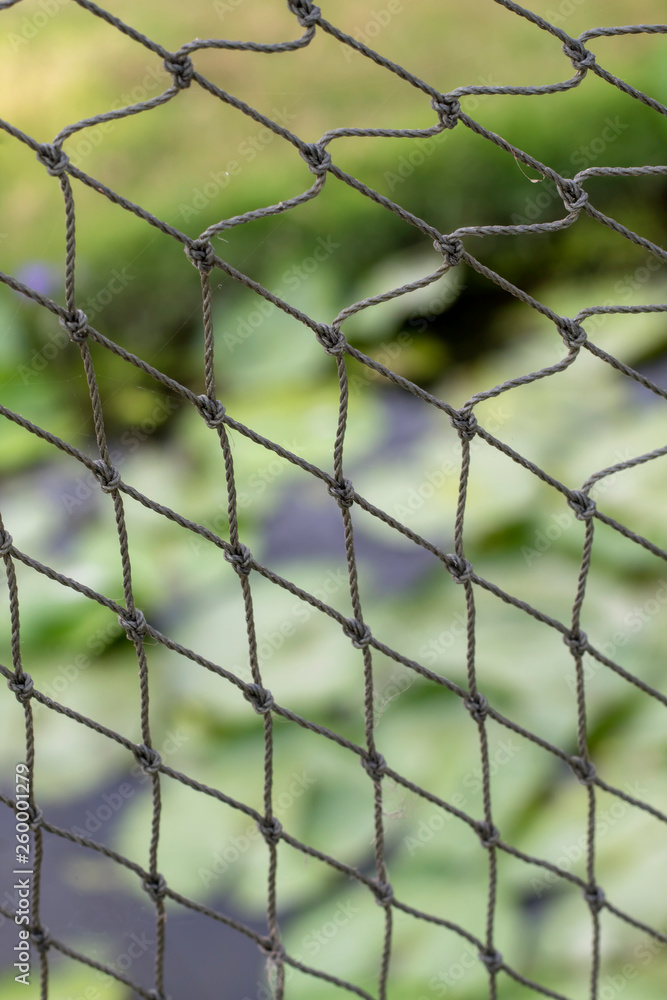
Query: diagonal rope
0,2,665,999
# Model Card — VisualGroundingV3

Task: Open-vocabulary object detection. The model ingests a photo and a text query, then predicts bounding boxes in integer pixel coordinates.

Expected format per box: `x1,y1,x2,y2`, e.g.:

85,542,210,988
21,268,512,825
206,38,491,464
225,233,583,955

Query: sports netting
1,1,666,998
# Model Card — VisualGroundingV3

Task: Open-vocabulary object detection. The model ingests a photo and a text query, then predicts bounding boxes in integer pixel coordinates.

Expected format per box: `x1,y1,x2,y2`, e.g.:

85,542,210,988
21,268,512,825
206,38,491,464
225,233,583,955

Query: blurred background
0,0,666,997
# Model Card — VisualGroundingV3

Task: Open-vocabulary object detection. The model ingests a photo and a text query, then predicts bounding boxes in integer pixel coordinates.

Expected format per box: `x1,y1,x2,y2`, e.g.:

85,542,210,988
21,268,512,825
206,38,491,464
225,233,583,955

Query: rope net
0,1,666,998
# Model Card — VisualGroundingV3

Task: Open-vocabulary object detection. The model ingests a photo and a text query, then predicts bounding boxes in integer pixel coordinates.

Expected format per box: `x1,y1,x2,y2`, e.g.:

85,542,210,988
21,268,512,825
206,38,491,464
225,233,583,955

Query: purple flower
15,262,60,299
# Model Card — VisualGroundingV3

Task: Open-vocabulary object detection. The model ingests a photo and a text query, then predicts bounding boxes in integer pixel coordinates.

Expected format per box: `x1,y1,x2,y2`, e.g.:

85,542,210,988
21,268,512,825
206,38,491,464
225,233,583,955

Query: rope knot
450,407,478,440
361,751,386,780
569,755,596,785
185,240,215,272
563,629,588,657
133,744,162,774
60,309,89,343
300,143,332,175
475,821,500,849
36,143,69,176
142,872,167,901
343,618,372,649
258,816,283,844
118,607,147,642
0,529,13,556
244,683,275,715
567,490,596,520
557,179,589,213
328,478,355,509
224,542,253,576
371,880,394,907
27,804,43,830
479,949,503,974
433,235,464,267
93,460,121,493
446,554,474,584
197,394,226,428
315,324,347,356
259,939,286,962
558,317,587,349
164,53,194,89
562,40,596,71
287,0,321,28
431,94,461,129
7,673,34,703
464,692,488,724
583,885,605,912
31,927,51,952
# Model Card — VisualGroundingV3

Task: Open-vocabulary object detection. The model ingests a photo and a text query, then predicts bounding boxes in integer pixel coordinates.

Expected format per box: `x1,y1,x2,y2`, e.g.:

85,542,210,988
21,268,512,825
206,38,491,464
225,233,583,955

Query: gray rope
1,3,666,999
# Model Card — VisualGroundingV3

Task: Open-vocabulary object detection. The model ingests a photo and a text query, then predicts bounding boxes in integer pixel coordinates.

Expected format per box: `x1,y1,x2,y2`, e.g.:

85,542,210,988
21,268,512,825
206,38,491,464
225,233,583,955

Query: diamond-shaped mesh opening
1,2,666,999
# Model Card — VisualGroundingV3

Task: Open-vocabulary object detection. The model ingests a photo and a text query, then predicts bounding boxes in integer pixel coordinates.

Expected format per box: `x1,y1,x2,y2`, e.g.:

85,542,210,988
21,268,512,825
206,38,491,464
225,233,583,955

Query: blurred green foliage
1,0,667,997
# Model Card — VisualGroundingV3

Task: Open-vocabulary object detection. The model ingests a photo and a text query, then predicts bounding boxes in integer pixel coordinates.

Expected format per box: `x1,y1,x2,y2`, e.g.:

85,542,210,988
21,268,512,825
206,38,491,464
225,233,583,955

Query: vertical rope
0,6,664,1000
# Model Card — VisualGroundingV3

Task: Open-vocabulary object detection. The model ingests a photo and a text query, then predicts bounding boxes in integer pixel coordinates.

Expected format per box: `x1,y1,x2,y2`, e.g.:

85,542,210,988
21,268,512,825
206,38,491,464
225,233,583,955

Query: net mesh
1,1,666,998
